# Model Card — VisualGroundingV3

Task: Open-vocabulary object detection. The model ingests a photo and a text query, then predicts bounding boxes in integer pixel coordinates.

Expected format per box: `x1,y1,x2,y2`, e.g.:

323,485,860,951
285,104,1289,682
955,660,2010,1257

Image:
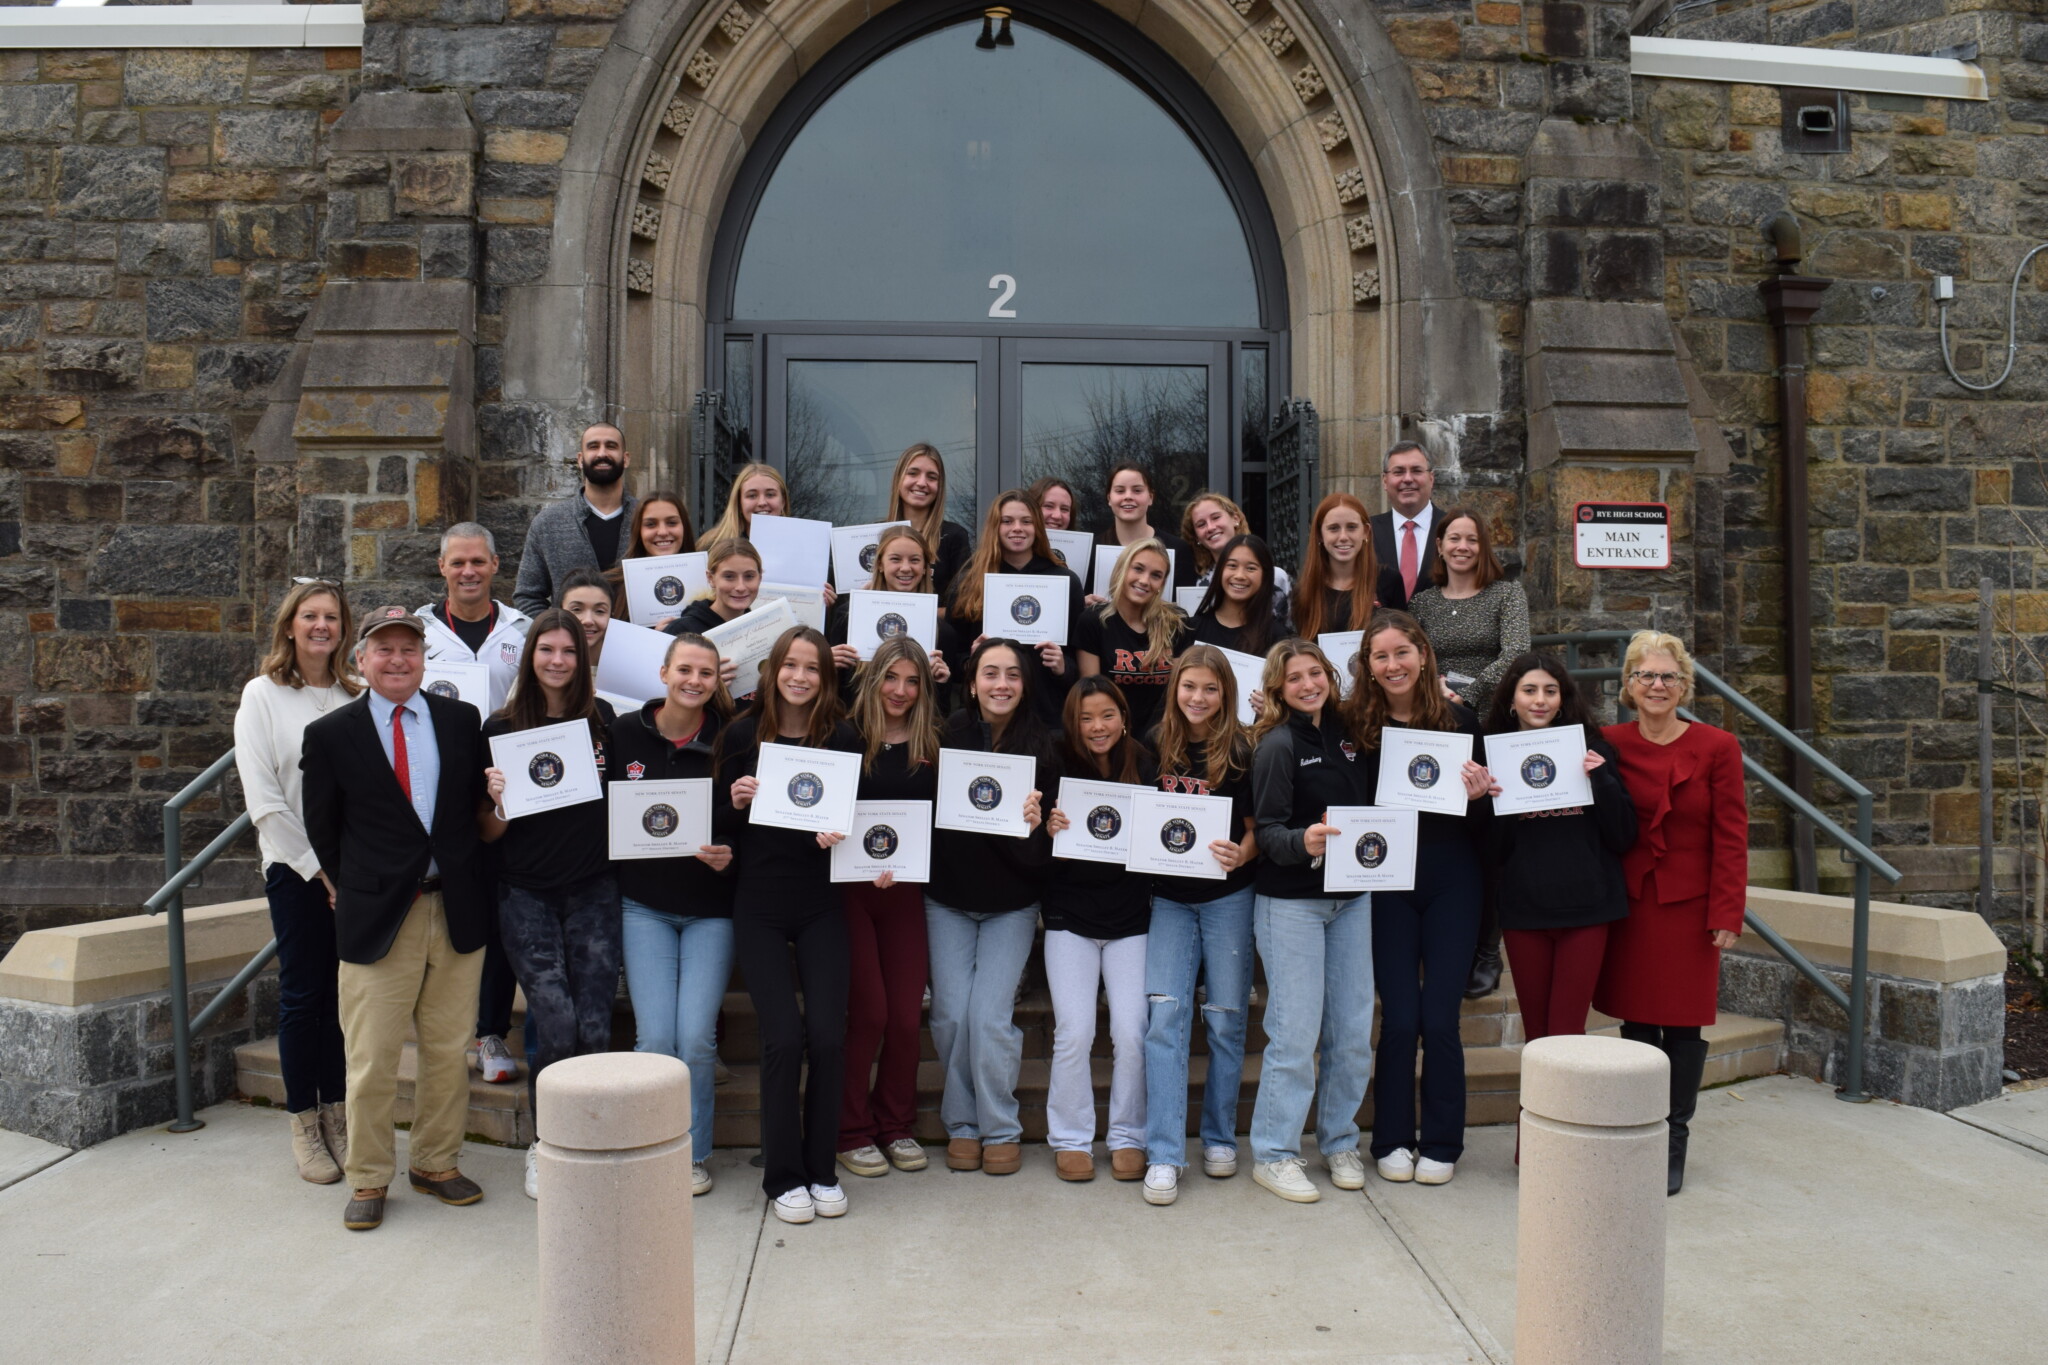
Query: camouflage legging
498,871,623,1111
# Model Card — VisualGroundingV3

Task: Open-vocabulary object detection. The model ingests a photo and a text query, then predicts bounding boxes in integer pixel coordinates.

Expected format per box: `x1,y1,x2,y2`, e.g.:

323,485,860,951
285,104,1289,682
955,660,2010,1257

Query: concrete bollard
537,1053,695,1364
1514,1035,1670,1365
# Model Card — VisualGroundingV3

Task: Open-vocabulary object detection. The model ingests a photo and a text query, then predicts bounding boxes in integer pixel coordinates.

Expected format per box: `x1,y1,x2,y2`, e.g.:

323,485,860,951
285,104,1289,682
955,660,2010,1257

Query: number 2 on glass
987,274,1017,319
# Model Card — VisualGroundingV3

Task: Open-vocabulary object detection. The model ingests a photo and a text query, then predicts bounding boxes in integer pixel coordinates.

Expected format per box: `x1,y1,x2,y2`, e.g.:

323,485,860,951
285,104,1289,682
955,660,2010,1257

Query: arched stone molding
501,0,1493,494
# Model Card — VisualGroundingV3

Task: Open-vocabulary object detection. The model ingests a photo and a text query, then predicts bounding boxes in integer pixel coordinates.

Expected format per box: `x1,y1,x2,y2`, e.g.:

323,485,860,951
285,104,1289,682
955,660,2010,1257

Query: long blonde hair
259,581,362,695
1248,638,1339,748
850,636,942,773
1096,538,1182,668
703,463,788,548
865,524,933,594
1153,645,1248,790
886,444,949,556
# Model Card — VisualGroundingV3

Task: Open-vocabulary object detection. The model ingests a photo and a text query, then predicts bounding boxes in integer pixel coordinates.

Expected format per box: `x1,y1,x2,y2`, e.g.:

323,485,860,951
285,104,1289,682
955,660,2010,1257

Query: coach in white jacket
416,522,531,717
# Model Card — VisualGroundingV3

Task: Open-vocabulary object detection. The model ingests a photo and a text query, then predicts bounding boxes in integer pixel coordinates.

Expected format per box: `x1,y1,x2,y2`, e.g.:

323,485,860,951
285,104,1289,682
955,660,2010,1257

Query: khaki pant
337,891,485,1191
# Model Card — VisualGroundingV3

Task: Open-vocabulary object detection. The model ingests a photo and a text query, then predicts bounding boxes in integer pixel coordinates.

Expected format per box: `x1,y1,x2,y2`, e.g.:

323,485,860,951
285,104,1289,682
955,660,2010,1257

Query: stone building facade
0,0,2043,947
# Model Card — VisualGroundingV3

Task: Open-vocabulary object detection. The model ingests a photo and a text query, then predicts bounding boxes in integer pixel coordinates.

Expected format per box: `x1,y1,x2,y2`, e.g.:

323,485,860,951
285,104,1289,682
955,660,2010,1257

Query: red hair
1291,492,1378,639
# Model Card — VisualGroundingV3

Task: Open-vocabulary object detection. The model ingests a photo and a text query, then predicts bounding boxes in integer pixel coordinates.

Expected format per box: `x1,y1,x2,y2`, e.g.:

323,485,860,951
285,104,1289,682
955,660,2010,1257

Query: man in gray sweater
512,422,640,616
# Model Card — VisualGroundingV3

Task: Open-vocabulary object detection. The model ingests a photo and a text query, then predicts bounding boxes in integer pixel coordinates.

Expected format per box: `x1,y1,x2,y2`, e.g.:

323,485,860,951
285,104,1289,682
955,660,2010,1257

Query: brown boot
1055,1150,1095,1182
1110,1148,1145,1181
290,1109,342,1185
982,1142,1022,1175
945,1138,983,1171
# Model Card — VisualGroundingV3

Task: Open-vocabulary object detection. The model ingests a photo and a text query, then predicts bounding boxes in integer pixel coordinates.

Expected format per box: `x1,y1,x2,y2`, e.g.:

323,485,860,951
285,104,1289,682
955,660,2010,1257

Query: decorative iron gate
1264,397,1319,572
688,389,749,529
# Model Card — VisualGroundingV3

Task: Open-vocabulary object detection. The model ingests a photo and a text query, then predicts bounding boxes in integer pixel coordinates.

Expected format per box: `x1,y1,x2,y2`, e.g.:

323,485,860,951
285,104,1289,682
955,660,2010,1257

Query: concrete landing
1951,1082,2048,1156
5,1075,2046,1363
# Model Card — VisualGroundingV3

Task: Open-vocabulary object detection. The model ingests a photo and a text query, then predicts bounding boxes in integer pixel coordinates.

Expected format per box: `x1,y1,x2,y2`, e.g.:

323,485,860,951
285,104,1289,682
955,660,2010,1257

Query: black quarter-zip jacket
605,700,736,917
1251,707,1372,900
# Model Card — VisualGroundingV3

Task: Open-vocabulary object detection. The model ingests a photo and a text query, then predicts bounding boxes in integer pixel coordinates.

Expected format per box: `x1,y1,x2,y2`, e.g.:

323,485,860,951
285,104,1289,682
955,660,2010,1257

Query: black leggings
734,882,850,1198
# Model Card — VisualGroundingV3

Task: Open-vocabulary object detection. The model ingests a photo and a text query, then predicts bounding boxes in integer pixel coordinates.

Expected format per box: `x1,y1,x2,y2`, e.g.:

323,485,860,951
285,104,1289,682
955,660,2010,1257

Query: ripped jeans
1142,886,1255,1167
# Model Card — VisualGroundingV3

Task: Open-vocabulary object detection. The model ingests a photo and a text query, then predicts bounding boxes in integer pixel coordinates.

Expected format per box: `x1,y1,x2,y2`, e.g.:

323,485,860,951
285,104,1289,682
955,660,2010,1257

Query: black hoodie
1484,729,1635,931
606,700,736,917
927,707,1056,913
1250,707,1371,900
948,552,1084,729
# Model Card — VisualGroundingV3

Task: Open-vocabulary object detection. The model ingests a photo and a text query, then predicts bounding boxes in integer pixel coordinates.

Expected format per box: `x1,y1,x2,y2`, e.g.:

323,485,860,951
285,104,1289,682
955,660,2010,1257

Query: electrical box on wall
1781,87,1850,154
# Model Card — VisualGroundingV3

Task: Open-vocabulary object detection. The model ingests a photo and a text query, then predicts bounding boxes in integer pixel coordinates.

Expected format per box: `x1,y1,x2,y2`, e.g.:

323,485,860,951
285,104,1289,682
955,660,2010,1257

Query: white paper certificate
830,800,933,884
763,581,826,633
1318,630,1364,699
1174,586,1209,615
420,659,489,714
1092,545,1175,598
1321,806,1418,893
490,719,602,818
1045,528,1094,576
1125,790,1232,879
608,778,713,860
621,552,708,624
1051,777,1139,865
846,590,939,660
1376,726,1474,816
749,513,832,588
703,597,797,698
935,747,1040,837
830,521,908,590
1217,647,1268,726
982,573,1069,645
595,617,674,704
1488,724,1594,816
750,742,860,835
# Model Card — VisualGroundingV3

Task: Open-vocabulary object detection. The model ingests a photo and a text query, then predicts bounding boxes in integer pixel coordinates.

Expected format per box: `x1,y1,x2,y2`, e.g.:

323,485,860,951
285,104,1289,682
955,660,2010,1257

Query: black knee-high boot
1662,1034,1709,1197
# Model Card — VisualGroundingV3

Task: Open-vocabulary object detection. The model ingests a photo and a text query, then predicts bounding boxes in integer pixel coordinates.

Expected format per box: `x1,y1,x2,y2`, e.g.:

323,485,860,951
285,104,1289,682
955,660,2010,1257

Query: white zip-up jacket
416,599,532,716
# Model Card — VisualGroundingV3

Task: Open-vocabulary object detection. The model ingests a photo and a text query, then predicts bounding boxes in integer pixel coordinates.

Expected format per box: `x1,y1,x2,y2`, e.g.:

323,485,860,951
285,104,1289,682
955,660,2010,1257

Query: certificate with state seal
703,597,798,698
620,552,708,625
420,659,489,715
830,521,908,590
1487,724,1593,816
1375,726,1474,817
749,742,860,836
981,573,1069,646
1125,790,1232,879
934,747,1040,838
1050,777,1139,866
846,589,939,660
608,778,713,860
489,719,602,818
830,800,933,884
1321,805,1418,894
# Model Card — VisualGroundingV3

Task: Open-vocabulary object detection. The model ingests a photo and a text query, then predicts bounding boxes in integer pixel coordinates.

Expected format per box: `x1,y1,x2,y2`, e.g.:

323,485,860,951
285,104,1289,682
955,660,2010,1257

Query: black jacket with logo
606,700,736,918
1251,707,1371,900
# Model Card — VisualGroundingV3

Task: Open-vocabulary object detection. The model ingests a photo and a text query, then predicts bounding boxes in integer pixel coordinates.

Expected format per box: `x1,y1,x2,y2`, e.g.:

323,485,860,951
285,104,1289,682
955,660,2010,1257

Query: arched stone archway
499,0,1499,495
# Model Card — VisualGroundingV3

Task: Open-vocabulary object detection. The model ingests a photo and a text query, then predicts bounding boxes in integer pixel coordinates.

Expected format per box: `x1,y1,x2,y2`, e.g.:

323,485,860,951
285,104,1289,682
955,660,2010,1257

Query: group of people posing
236,424,1748,1231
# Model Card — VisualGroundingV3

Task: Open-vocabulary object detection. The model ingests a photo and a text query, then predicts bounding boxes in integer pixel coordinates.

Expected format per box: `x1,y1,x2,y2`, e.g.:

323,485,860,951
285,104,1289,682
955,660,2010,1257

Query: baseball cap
357,605,428,643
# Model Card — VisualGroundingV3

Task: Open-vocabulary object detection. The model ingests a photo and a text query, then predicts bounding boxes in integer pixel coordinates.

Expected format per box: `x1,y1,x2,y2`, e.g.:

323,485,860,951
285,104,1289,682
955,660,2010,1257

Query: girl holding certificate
616,490,697,629
926,639,1053,1177
1077,539,1191,740
835,638,944,1180
887,444,974,602
1042,678,1157,1183
824,525,960,697
716,626,863,1224
1093,464,1196,592
1290,492,1380,641
1347,611,1493,1188
1245,640,1373,1204
1139,646,1259,1206
946,491,1080,727
609,631,736,1199
480,610,621,1202
668,538,760,693
1188,533,1288,657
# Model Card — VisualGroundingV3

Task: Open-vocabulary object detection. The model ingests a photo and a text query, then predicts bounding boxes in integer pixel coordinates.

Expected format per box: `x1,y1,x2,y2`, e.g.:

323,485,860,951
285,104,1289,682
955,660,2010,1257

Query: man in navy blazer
1370,441,1443,612
302,605,492,1230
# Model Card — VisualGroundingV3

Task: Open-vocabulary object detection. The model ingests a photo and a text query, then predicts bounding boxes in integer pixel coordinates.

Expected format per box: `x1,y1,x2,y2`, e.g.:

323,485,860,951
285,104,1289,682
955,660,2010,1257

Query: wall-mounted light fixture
975,6,1014,49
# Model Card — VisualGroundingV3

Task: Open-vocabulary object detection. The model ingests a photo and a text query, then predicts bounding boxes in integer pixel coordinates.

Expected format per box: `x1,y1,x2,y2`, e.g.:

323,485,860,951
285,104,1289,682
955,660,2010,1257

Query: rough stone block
394,153,474,217
116,222,211,278
145,279,243,343
421,224,474,279
328,88,477,153
472,89,579,128
41,338,140,393
54,146,164,221
213,110,317,169
32,635,150,692
87,525,241,597
214,205,317,262
331,240,421,280
401,27,552,90
123,50,247,107
0,84,77,143
154,635,255,692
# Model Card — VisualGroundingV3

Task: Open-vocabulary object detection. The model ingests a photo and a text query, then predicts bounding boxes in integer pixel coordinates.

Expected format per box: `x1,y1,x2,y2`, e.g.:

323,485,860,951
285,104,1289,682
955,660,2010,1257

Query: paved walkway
4,1075,2045,1363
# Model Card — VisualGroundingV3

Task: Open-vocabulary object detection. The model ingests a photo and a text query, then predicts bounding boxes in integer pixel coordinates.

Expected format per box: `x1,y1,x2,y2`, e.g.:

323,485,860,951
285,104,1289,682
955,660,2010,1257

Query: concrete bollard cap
1519,1035,1671,1128
536,1053,692,1151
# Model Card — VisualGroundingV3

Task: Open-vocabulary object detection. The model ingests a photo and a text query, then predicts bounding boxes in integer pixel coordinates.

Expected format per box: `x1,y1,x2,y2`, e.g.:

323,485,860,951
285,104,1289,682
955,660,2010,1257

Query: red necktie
1400,520,1419,598
391,705,411,802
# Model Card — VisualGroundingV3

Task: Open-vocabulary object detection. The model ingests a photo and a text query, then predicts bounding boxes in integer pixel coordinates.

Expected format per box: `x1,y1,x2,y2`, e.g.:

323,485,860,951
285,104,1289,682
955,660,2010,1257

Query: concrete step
235,1034,533,1147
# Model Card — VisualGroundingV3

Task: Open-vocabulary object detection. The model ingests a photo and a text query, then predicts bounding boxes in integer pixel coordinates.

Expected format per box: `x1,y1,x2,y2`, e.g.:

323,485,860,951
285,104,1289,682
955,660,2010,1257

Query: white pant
1044,929,1148,1152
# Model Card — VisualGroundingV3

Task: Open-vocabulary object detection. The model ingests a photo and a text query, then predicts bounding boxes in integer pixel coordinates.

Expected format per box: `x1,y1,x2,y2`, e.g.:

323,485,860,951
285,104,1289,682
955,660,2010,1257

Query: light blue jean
1142,886,1255,1166
620,897,734,1157
924,897,1038,1145
1249,892,1375,1164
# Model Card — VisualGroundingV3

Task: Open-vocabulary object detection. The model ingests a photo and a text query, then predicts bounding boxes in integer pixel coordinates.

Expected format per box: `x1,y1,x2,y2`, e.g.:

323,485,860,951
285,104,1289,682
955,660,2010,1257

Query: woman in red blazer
1593,630,1747,1196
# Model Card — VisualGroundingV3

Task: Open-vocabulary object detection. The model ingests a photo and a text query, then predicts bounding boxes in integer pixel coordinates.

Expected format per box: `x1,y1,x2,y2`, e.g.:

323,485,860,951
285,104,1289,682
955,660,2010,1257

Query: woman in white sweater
234,580,361,1184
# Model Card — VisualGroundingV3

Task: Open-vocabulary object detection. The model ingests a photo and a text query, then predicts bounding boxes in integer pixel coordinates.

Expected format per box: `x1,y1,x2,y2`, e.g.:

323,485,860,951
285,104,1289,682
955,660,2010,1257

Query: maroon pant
1504,924,1612,1043
838,881,929,1150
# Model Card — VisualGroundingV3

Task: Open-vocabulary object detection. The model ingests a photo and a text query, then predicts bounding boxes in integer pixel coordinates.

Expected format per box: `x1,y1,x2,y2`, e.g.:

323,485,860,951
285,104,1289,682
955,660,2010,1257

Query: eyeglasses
1630,670,1683,688
292,577,340,589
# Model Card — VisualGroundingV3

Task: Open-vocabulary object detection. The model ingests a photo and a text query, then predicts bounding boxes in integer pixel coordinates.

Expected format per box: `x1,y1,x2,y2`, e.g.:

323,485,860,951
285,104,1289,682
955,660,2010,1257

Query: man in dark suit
302,605,493,1230
1371,441,1443,612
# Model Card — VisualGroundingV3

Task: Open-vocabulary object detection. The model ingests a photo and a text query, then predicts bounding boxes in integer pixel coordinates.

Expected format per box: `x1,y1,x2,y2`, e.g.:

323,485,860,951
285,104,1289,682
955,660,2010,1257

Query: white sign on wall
1573,503,1671,570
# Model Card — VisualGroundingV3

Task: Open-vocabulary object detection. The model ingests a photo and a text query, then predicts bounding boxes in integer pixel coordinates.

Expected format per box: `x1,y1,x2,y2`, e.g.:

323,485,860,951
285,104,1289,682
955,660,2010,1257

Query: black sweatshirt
1360,703,1491,858
947,553,1085,728
606,700,735,918
1044,747,1157,940
1149,735,1257,905
1484,730,1636,931
1251,707,1371,900
927,708,1056,913
713,714,863,895
932,519,974,604
480,700,616,892
1074,608,1192,741
666,598,731,637
854,735,941,804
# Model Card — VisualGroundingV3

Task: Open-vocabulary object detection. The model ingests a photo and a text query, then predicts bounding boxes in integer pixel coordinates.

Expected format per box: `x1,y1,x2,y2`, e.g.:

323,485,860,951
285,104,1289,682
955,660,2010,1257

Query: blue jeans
1370,854,1484,1163
1249,893,1375,1164
924,898,1037,1145
264,863,347,1114
620,898,734,1157
1142,887,1255,1166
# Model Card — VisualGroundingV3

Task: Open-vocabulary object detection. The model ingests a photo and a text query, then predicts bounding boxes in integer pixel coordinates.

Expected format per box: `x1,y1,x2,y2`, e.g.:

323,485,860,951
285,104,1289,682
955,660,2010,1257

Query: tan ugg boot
317,1101,349,1174
291,1109,342,1184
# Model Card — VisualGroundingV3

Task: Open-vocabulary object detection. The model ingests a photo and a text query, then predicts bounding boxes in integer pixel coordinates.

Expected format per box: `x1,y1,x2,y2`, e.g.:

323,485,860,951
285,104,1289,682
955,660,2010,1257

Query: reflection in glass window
783,360,979,529
1021,364,1208,534
733,19,1259,327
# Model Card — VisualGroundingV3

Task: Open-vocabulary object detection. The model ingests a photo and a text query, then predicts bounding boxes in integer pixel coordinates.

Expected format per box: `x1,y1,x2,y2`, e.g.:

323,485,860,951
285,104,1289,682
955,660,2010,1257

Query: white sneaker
809,1183,848,1218
692,1161,713,1196
837,1144,889,1178
1416,1157,1456,1186
1202,1144,1238,1178
1251,1158,1321,1203
771,1187,814,1223
1325,1149,1366,1190
524,1146,539,1200
885,1138,928,1171
477,1034,517,1085
1376,1148,1417,1183
1143,1164,1179,1206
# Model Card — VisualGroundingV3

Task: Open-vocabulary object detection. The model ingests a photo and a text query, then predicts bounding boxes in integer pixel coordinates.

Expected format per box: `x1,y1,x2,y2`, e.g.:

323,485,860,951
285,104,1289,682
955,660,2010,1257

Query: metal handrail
1532,630,1903,1102
150,747,263,1133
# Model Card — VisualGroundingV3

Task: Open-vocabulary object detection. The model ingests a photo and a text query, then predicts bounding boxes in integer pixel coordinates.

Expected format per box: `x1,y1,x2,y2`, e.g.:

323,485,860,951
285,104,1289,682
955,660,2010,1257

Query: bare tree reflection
1022,366,1207,534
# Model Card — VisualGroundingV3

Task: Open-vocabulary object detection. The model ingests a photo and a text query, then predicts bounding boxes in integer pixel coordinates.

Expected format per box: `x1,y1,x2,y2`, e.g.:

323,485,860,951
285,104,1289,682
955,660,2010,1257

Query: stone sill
0,898,273,1008
1630,35,1988,101
0,4,363,49
1738,887,2007,985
